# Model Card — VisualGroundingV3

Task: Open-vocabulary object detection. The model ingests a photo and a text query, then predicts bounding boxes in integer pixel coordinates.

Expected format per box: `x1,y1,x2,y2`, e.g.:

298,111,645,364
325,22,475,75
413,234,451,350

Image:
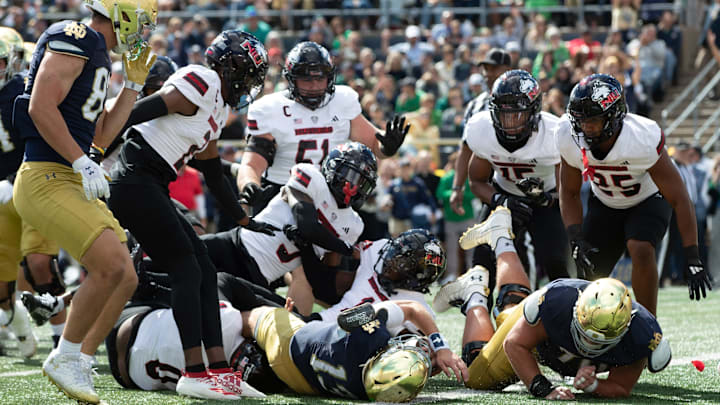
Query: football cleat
21,291,61,326
10,299,37,358
210,369,266,398
459,206,514,251
176,371,242,400
433,266,490,313
43,349,99,404
337,302,377,332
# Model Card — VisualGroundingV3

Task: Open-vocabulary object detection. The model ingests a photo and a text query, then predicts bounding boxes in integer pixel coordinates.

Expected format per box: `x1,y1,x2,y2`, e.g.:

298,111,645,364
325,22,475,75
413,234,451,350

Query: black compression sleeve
297,246,342,304
193,157,247,223
291,200,353,255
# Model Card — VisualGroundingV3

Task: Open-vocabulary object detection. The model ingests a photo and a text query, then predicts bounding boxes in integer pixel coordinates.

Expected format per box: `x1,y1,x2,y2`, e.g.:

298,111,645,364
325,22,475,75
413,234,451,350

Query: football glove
0,180,13,204
376,115,410,157
684,246,712,300
123,43,157,92
516,177,554,207
570,238,598,279
490,193,533,229
283,224,311,249
72,155,110,200
240,183,270,207
243,218,279,236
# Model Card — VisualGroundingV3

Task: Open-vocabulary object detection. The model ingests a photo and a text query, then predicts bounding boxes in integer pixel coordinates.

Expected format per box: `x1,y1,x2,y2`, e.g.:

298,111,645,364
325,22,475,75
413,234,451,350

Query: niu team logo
424,242,445,268
591,83,620,111
519,78,539,100
240,40,266,68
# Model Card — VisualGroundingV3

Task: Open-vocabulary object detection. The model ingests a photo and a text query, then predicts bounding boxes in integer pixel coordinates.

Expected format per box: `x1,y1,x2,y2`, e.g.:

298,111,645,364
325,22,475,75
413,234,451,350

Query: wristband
452,185,464,191
124,80,144,92
529,374,555,398
583,379,598,393
91,143,106,156
428,332,450,352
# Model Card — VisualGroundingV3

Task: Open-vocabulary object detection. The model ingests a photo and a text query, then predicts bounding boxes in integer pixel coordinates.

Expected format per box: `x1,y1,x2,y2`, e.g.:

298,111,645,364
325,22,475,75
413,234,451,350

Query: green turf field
0,286,718,405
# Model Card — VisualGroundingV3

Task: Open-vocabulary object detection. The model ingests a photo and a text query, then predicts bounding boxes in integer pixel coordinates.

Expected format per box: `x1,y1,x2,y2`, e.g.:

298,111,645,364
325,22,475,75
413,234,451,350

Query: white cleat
212,369,266,398
16,332,38,359
459,206,514,251
10,299,37,358
176,372,242,400
433,266,490,313
42,349,99,404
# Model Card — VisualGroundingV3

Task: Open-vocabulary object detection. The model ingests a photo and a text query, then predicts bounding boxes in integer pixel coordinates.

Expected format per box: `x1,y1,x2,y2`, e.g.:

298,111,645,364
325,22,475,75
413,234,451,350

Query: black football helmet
283,41,336,110
489,70,542,150
375,229,446,295
567,74,626,148
206,30,268,110
140,55,178,98
322,142,378,210
229,340,286,394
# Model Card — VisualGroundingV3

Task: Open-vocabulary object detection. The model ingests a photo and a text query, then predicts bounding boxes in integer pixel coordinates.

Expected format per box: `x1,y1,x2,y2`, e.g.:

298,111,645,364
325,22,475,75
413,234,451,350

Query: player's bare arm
648,150,698,248
237,134,272,189
468,154,496,203
504,316,574,400
287,265,314,315
28,51,86,162
558,157,584,228
450,142,473,215
586,359,645,398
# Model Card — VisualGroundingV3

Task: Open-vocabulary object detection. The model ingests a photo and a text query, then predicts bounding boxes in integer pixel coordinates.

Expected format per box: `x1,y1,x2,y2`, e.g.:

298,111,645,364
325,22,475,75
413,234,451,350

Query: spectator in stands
493,15,523,49
440,86,466,139
390,25,435,69
396,77,423,113
627,24,670,101
169,166,207,229
406,106,441,165
611,0,641,43
432,10,470,45
545,26,571,67
505,40,521,68
238,6,271,43
567,25,602,61
657,11,682,84
388,158,437,236
149,33,168,56
454,43,474,82
436,151,476,283
551,65,574,97
524,14,551,54
436,44,458,86
187,44,204,65
604,28,626,49
542,87,566,116
386,51,410,82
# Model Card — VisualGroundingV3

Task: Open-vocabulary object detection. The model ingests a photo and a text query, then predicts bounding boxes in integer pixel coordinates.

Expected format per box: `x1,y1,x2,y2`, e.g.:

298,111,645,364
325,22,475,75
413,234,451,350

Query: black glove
516,177,554,207
240,183,264,206
567,225,599,279
243,218,279,236
375,115,410,157
283,224,311,249
88,144,105,165
490,193,533,228
684,246,712,300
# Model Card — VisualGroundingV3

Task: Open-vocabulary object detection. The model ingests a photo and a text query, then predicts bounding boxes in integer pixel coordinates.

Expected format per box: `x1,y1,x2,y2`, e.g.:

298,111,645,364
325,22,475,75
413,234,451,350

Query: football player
434,206,670,399
461,70,569,308
450,48,512,216
105,30,277,400
237,41,410,214
246,299,466,401
10,2,158,402
200,142,376,315
557,74,712,315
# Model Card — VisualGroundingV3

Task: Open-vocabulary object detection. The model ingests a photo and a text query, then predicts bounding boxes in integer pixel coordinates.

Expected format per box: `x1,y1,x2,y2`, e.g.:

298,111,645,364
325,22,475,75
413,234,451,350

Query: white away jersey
318,239,434,336
246,85,362,184
135,65,230,172
556,113,665,209
240,163,364,283
128,301,245,391
464,111,561,195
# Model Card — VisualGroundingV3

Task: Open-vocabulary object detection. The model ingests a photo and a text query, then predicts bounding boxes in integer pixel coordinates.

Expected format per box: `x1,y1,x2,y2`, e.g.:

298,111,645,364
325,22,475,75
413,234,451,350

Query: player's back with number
14,20,110,164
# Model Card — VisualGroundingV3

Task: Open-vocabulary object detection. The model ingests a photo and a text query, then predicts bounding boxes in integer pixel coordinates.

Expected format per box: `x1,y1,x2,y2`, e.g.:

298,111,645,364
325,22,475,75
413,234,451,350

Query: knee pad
462,340,487,366
492,284,531,319
22,256,66,296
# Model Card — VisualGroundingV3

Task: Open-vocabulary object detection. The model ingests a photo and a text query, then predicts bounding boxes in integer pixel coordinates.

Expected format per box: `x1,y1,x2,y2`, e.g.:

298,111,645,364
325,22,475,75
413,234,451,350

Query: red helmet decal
591,82,620,111
240,40,264,68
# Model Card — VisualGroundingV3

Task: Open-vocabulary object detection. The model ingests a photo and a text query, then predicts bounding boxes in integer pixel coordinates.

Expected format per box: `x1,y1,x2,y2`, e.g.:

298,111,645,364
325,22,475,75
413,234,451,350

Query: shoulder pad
648,337,671,373
523,288,546,326
47,21,98,59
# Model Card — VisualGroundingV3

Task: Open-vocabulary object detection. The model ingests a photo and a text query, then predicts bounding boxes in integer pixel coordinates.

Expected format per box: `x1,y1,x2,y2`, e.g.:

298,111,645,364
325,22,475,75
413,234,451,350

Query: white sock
10,300,32,337
51,322,65,337
462,292,489,315
80,352,95,365
494,237,516,257
57,336,81,354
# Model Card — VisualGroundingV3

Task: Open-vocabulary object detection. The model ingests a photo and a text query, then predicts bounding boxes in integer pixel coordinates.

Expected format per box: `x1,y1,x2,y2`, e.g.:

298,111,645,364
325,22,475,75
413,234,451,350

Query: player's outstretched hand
571,238,599,280
123,43,157,91
243,218,279,236
573,365,597,392
685,260,712,301
72,155,109,200
376,115,410,157
545,386,575,400
434,349,468,383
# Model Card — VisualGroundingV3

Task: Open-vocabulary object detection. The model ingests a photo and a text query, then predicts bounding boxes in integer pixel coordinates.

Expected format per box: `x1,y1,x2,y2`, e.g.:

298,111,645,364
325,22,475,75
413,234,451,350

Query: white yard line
0,369,42,378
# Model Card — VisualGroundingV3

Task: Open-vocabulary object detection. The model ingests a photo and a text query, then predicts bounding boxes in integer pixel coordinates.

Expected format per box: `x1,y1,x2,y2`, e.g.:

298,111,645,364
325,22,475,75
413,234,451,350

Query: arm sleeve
291,199,353,255
192,157,246,223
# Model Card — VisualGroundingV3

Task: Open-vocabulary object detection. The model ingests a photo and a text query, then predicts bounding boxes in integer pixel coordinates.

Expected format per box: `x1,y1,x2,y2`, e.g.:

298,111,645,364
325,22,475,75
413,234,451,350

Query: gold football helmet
571,278,633,357
84,0,158,54
363,335,432,402
22,42,35,71
0,27,24,77
0,39,11,87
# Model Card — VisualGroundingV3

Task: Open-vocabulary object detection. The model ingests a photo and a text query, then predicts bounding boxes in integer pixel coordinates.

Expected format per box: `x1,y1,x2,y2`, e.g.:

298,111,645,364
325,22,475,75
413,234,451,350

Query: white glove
0,180,12,204
72,155,110,200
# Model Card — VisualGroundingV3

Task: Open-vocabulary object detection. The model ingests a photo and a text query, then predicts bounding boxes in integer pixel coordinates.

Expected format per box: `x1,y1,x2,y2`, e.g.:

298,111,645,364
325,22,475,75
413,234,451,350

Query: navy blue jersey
13,20,111,166
0,74,25,179
290,319,391,399
534,279,663,376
